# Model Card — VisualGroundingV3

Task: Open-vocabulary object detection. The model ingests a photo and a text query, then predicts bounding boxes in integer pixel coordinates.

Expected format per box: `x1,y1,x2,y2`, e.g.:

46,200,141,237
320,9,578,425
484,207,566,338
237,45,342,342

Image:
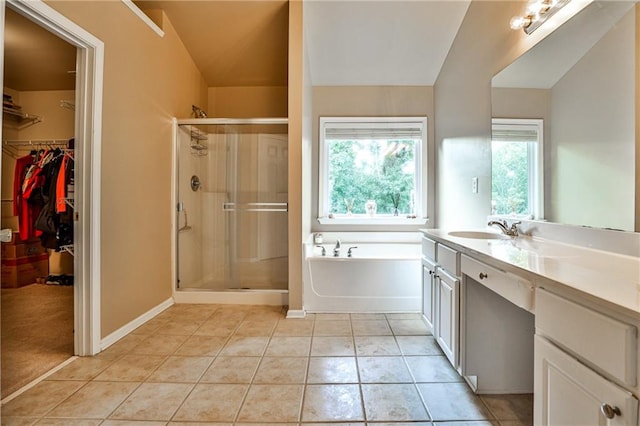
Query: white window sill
317,216,428,226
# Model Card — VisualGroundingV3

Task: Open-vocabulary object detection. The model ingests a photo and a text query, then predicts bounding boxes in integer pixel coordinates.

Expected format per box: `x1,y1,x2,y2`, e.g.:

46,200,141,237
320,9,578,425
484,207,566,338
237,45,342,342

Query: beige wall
434,1,530,229
45,1,208,337
310,85,435,232
637,5,640,232
18,90,76,140
288,0,303,311
207,86,287,118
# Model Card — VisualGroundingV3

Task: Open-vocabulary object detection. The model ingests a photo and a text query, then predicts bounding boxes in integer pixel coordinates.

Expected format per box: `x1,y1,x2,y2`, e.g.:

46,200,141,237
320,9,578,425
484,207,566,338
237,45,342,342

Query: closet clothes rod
3,139,71,147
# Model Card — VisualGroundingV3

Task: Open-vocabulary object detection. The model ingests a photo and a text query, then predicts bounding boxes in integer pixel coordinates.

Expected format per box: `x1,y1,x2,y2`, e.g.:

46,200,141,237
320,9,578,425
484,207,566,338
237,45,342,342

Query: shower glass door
176,119,288,291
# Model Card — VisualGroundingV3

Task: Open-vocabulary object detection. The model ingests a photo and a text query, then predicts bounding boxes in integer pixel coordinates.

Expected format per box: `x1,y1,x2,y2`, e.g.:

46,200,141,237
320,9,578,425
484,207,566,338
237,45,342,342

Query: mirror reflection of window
491,118,543,220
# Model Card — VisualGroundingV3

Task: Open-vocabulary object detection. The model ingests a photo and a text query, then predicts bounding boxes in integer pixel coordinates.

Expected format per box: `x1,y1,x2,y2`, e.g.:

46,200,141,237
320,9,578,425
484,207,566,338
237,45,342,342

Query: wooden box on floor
49,250,73,275
1,238,46,258
1,252,49,288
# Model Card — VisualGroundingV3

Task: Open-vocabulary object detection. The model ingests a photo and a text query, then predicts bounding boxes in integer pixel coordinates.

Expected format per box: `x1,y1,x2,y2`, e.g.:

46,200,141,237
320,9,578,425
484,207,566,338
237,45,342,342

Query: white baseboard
173,290,288,306
100,297,174,350
286,309,306,319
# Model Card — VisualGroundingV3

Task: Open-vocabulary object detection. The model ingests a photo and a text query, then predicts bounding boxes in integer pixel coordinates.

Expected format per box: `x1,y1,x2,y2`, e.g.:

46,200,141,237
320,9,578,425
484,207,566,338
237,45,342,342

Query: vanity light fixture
510,0,571,34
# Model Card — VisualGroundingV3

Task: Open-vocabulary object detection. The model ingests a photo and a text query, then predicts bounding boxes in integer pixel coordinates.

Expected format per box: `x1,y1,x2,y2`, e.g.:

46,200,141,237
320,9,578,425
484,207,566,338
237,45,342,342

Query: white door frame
1,0,103,355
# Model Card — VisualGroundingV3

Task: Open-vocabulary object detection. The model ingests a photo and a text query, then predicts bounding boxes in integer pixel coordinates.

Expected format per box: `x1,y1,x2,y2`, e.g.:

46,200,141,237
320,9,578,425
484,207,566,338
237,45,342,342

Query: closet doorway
0,0,104,403
0,6,76,399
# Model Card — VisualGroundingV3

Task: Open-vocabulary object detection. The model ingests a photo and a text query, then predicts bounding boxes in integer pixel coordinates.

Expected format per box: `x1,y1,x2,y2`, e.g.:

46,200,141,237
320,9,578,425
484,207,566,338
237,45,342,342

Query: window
491,118,544,219
319,117,426,223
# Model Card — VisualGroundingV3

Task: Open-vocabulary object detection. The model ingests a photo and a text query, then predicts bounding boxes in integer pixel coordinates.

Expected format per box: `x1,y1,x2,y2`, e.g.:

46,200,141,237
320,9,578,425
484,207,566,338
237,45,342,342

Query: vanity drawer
421,236,436,261
536,289,637,387
437,244,459,276
461,255,534,312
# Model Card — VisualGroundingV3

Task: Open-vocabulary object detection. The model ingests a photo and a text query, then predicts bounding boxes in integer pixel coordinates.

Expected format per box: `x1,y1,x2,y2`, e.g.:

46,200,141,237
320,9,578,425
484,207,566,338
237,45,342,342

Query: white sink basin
448,231,510,240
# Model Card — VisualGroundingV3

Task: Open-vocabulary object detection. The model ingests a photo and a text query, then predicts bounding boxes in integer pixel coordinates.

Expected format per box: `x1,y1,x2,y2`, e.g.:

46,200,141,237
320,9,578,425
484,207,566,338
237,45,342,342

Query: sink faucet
333,239,341,257
488,219,520,236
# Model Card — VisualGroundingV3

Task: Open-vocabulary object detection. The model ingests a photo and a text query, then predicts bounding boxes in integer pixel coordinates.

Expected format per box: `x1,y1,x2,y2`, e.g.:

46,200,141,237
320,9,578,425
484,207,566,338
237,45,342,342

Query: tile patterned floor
0,304,533,425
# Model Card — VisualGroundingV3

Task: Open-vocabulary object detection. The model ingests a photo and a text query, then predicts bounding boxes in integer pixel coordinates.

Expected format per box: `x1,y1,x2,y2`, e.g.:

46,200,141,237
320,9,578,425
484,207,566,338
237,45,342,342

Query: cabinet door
535,335,638,426
435,268,459,368
422,260,436,329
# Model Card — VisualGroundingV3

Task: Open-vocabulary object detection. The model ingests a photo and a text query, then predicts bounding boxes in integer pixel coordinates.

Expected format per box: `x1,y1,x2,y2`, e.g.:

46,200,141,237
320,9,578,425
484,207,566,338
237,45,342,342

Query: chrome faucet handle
347,246,358,257
315,245,326,256
335,239,342,249
508,221,521,236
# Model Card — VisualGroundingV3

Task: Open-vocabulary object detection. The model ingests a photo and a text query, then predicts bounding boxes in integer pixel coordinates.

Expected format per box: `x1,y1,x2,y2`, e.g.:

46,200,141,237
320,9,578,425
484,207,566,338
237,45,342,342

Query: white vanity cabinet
535,288,639,425
420,227,640,425
434,266,459,367
434,242,461,368
421,236,437,329
535,336,637,426
422,257,436,329
421,235,461,369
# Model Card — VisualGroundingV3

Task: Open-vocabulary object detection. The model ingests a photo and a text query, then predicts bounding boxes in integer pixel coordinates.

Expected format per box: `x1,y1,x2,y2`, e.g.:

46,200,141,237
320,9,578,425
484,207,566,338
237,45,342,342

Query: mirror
491,1,637,231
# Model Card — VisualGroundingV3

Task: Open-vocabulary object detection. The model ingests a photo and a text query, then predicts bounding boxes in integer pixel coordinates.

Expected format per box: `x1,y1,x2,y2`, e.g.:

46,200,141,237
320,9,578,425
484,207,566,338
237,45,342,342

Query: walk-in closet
0,8,77,399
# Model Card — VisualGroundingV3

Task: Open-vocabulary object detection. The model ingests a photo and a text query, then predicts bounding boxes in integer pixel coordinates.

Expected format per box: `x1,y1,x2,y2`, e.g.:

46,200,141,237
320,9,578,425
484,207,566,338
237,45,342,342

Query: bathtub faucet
333,239,341,257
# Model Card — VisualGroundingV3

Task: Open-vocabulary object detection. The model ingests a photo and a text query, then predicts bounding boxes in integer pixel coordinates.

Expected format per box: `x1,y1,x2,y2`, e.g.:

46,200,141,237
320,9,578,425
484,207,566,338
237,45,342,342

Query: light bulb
510,15,531,30
529,0,551,16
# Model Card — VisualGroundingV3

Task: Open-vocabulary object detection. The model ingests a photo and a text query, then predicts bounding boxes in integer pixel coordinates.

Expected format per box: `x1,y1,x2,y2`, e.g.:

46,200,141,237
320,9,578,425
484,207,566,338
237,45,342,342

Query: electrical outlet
472,177,478,193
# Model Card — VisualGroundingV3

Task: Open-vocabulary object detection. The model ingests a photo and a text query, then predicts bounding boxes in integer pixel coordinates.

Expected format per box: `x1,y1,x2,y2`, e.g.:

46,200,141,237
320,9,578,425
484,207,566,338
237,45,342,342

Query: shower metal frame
173,117,288,292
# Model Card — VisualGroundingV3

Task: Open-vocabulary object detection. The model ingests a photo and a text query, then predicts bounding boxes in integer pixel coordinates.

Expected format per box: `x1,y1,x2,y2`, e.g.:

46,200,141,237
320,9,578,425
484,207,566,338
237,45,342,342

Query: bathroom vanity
421,227,640,425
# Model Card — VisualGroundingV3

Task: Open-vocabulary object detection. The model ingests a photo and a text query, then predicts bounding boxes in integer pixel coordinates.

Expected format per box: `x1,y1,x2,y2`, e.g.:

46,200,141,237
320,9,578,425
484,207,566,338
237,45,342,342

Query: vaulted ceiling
135,0,290,87
303,1,470,86
4,1,622,93
3,1,472,92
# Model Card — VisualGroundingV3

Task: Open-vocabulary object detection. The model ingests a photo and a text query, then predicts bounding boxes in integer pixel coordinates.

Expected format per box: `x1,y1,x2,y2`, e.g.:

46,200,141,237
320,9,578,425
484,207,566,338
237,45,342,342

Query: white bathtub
303,241,422,313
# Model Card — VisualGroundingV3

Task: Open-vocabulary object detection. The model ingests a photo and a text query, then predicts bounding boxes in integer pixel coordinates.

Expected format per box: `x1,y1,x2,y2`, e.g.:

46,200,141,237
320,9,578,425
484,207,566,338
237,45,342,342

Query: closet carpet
1,283,74,399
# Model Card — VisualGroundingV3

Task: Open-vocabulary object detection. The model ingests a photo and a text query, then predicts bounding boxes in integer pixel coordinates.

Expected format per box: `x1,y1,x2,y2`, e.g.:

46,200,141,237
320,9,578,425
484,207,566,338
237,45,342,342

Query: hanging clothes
13,153,39,240
55,154,69,213
12,143,74,250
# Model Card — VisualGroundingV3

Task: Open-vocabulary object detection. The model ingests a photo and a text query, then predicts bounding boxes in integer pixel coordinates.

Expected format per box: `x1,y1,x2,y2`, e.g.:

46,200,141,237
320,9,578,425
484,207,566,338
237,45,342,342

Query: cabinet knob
600,403,621,419
479,272,488,280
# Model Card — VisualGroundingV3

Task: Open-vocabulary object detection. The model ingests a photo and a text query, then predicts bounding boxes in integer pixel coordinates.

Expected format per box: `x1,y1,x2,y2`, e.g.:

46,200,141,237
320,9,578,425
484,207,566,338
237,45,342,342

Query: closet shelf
2,107,42,130
60,245,74,256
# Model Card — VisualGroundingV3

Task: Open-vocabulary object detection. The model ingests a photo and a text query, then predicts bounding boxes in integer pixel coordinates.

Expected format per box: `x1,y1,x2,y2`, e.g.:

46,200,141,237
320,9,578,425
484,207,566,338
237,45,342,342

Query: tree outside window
327,139,416,215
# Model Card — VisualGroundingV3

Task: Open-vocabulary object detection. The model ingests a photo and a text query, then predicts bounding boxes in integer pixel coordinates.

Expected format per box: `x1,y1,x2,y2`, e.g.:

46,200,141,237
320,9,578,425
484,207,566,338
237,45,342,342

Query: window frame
318,116,427,224
491,118,544,220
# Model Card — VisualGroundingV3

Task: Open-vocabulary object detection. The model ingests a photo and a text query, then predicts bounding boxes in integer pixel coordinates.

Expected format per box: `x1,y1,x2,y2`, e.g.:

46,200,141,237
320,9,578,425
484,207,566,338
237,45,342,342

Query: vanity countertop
421,228,640,316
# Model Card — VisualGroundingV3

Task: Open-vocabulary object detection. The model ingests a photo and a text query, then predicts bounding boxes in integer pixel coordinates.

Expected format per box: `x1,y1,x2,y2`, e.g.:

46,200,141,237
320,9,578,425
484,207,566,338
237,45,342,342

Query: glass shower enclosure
175,118,288,291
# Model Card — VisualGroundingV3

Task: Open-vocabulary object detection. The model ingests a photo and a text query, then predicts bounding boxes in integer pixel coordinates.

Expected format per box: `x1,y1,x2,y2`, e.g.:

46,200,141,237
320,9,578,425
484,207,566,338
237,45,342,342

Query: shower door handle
223,202,288,212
